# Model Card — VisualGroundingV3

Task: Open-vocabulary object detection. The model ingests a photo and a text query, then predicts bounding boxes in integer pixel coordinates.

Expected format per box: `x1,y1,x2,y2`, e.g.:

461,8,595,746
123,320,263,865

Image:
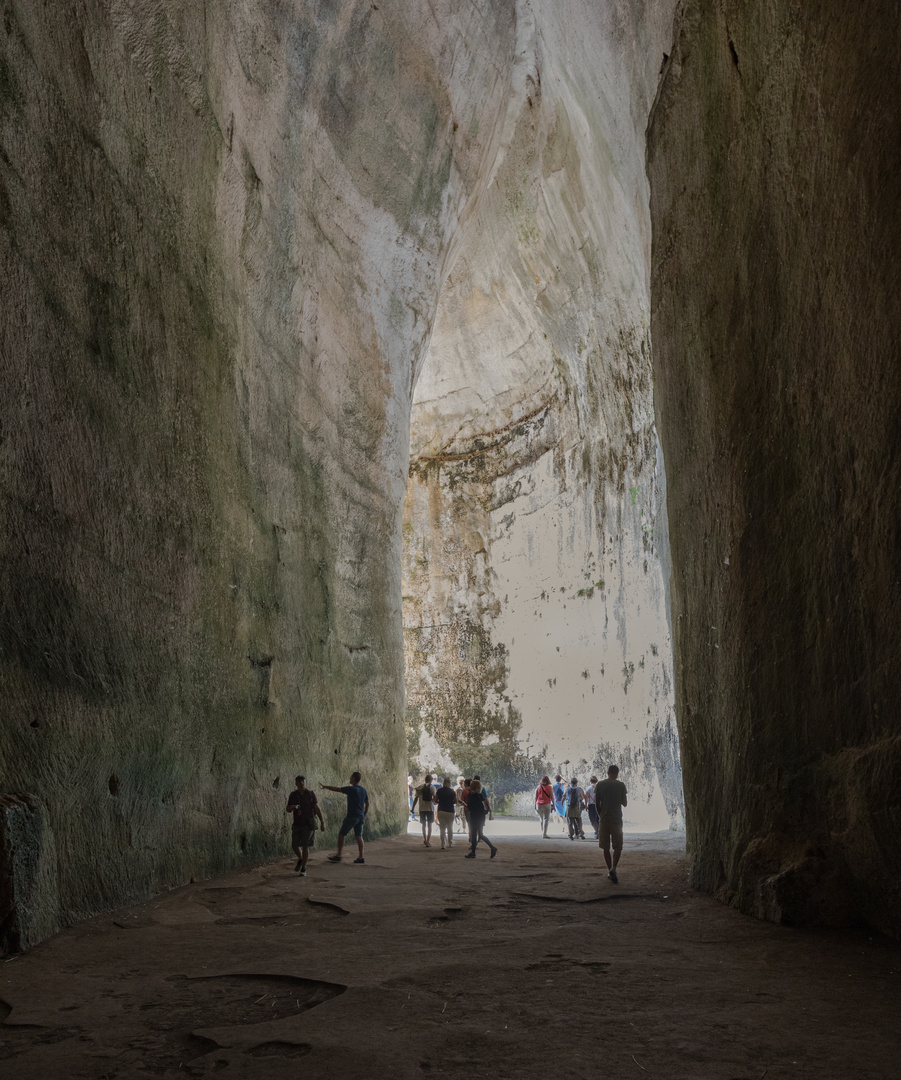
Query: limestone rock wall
403,0,684,827
0,0,516,945
648,3,901,934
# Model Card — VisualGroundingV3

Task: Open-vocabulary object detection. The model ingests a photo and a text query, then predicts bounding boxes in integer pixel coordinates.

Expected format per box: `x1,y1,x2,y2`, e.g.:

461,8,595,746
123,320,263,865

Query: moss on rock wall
0,0,517,947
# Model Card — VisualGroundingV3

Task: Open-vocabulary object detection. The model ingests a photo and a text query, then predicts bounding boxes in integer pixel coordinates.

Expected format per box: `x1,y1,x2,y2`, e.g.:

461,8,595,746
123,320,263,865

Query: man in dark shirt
321,771,370,864
594,764,628,883
286,776,324,877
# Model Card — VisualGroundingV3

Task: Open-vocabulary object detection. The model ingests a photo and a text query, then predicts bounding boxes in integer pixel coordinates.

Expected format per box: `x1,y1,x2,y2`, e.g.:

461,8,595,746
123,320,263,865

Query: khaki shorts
599,820,623,851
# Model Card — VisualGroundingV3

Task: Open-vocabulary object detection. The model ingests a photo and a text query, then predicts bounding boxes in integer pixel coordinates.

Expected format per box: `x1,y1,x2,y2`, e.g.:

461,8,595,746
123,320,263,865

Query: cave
1,0,899,985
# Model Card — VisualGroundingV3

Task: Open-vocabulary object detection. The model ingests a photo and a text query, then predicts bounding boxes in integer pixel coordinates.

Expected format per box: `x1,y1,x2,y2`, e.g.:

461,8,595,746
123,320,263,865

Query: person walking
320,771,369,864
595,764,628,883
565,776,585,840
552,774,567,832
464,781,497,859
285,775,325,876
534,775,555,837
434,777,458,849
454,777,467,834
460,778,473,842
585,775,600,839
411,774,435,847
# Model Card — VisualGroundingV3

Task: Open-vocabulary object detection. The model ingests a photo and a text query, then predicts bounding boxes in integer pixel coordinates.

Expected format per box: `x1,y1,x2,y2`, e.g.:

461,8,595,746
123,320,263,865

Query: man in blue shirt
321,771,370,864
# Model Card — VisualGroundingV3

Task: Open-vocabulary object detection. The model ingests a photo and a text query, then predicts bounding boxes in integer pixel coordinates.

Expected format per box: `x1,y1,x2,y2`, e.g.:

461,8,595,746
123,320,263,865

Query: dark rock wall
0,0,515,944
648,3,901,934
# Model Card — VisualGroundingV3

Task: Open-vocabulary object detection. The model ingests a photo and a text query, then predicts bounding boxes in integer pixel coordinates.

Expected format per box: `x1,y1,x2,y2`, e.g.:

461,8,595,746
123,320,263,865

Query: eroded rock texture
0,0,518,942
648,3,901,934
403,1,683,826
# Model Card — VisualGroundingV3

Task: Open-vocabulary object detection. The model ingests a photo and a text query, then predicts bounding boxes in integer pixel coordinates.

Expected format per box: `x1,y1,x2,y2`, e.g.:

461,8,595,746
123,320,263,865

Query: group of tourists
535,766,628,882
286,764,627,884
411,774,498,859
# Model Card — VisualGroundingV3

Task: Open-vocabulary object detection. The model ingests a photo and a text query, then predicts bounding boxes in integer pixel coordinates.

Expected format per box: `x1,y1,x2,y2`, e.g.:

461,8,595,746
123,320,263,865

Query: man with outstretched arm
286,775,325,876
594,764,628,883
320,771,369,864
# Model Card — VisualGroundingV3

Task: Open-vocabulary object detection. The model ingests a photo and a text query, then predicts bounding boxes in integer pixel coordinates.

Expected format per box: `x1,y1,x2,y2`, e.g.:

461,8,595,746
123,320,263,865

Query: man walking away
565,777,585,840
434,777,458,849
411,774,435,847
320,771,369,864
461,778,473,842
585,775,599,839
595,765,628,883
464,781,497,859
286,775,324,876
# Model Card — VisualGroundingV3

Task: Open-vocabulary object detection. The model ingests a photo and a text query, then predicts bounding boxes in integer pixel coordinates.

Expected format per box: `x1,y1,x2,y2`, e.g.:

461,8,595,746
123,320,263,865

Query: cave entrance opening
400,259,683,833
397,9,684,832
400,316,683,831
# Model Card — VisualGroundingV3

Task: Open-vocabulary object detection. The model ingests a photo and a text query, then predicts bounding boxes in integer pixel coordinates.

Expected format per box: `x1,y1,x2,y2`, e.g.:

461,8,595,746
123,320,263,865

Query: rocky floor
1,829,898,1080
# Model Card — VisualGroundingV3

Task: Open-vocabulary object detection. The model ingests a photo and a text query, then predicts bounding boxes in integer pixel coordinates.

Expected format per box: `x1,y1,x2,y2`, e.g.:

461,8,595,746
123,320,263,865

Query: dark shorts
599,820,623,850
340,814,365,838
292,822,316,848
419,810,434,823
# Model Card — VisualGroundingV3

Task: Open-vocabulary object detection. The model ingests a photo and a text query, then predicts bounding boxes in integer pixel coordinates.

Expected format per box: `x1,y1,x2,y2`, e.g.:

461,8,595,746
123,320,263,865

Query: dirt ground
1,824,899,1080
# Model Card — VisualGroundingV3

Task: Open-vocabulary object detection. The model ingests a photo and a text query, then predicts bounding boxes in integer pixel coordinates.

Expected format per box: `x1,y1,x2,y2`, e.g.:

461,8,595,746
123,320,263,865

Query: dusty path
1,830,898,1079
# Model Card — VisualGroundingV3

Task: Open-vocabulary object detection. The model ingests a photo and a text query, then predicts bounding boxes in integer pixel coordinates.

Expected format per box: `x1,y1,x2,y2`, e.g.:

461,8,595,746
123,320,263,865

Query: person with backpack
464,780,497,859
565,776,586,840
411,774,435,848
552,774,567,832
534,775,555,837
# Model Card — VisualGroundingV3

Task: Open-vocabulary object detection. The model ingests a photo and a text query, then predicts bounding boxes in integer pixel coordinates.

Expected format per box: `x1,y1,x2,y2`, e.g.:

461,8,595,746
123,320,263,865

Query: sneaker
464,853,475,859
609,869,618,884
299,867,307,877
353,857,365,864
327,854,342,862
490,847,498,859
294,860,302,872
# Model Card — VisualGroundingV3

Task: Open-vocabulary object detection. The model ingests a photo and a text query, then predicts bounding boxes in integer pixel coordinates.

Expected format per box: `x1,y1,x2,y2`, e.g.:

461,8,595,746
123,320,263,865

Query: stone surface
0,0,518,944
402,0,683,827
2,0,899,951
647,2,901,934
1,834,900,1079
0,794,60,952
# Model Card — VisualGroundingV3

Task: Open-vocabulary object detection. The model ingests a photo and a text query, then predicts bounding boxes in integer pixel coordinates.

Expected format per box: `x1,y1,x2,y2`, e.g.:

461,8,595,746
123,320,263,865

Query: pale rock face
4,0,897,952
0,0,520,945
403,0,683,827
